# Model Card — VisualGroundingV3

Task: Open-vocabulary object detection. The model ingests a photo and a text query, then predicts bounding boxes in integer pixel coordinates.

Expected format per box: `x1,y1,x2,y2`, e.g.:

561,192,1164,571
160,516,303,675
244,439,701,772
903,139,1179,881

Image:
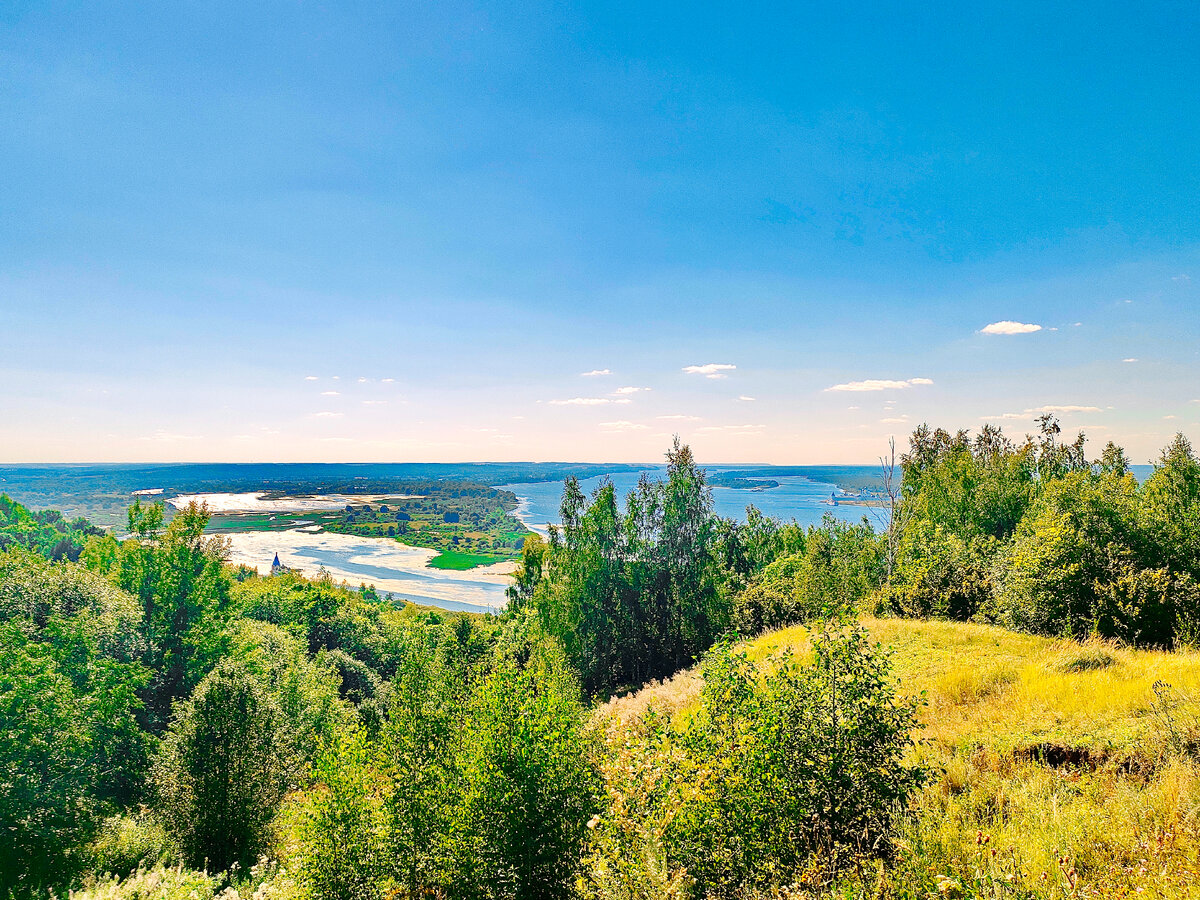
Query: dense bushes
295,643,597,900
154,661,293,871
0,493,102,561
0,549,149,896
585,623,926,897
732,517,881,634
882,424,1200,649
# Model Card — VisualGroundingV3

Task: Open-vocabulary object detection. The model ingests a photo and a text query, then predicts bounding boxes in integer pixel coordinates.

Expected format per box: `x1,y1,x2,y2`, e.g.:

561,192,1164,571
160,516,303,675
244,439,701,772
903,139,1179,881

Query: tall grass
591,617,1200,898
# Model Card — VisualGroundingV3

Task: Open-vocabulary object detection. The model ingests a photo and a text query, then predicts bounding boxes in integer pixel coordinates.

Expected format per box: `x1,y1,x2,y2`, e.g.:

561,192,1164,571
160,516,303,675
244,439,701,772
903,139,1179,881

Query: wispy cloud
138,430,201,442
697,423,764,434
1033,404,1102,414
304,375,319,381
581,368,611,377
548,397,630,406
381,378,395,383
362,400,387,406
982,405,1103,421
981,320,1042,335
737,395,756,402
599,420,648,431
312,411,343,418
321,390,340,396
1123,358,1138,363
881,415,910,424
825,378,933,392
657,414,702,421
683,363,736,380
613,386,650,395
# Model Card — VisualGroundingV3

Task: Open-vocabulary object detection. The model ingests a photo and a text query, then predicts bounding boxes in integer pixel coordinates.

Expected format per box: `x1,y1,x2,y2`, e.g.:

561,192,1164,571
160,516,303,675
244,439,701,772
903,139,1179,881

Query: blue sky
2,1,1197,463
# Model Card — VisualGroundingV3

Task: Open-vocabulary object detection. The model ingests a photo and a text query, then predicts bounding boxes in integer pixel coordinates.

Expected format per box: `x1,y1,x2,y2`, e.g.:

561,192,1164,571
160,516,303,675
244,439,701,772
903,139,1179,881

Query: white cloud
1073,322,1083,327
657,414,702,421
549,397,612,406
313,411,342,418
1173,274,1191,282
683,363,736,380
357,377,369,383
697,423,764,434
1123,358,1138,363
613,386,650,395
980,321,1042,335
139,430,201,442
881,415,910,424
321,391,341,396
737,395,756,402
825,378,932,392
362,400,387,406
581,369,611,377
1165,415,1178,420
304,375,318,381
1032,405,1102,414
847,406,860,410
381,378,395,383
599,420,648,431
980,406,1104,422
548,396,631,406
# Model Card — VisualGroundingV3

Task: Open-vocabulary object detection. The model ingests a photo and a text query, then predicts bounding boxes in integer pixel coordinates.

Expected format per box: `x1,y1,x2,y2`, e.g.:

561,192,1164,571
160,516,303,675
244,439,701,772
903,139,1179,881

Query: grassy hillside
599,617,1200,898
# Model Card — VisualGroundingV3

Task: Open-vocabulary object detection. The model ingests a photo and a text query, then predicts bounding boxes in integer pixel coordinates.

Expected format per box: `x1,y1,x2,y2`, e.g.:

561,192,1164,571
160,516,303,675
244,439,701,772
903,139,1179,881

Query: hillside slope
599,617,1200,898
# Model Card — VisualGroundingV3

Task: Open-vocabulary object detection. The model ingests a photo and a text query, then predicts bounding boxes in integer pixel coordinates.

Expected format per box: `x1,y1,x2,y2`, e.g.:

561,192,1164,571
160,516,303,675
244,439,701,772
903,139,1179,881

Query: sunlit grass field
601,617,1200,898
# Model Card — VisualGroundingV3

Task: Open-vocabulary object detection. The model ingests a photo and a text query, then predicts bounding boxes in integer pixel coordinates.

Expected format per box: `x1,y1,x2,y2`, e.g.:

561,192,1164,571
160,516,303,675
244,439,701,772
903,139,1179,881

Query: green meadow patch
427,550,508,570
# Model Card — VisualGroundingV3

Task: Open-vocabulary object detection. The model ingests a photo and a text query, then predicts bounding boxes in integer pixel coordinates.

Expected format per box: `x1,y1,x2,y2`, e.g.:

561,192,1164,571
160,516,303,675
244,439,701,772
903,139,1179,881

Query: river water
216,469,880,613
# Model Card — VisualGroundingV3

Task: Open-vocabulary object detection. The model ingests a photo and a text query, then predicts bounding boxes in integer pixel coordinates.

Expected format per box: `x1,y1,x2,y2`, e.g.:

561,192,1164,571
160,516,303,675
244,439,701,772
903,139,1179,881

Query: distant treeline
0,462,645,528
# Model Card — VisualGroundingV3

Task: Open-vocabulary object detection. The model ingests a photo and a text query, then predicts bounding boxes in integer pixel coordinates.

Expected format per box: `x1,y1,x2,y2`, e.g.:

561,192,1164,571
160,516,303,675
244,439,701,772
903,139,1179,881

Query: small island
708,473,780,490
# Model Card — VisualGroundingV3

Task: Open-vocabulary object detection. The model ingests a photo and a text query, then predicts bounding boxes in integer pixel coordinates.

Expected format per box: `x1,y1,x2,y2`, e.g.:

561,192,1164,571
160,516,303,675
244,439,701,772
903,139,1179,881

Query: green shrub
734,518,882,635
0,624,102,895
452,647,600,900
663,624,927,896
153,660,292,872
882,521,994,621
294,728,389,900
88,814,180,878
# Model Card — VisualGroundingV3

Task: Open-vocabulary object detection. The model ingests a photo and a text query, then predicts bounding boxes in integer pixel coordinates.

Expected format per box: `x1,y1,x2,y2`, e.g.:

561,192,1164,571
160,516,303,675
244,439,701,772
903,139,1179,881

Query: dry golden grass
597,616,1200,899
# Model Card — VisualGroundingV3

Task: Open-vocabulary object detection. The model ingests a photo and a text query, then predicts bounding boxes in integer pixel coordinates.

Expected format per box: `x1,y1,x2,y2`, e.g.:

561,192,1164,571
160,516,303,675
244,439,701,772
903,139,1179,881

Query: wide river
208,470,879,614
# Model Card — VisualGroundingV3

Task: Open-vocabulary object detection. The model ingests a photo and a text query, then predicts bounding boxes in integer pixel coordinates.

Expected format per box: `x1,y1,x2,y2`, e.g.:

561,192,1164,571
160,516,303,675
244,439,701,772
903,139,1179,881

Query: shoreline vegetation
198,481,532,571
3,421,1200,900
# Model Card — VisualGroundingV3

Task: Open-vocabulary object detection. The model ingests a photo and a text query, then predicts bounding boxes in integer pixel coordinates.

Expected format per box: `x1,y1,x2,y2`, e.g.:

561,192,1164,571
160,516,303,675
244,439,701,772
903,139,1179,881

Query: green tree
1142,433,1200,581
453,648,599,899
153,660,292,871
296,727,389,900
0,624,102,896
380,627,457,895
92,501,232,729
